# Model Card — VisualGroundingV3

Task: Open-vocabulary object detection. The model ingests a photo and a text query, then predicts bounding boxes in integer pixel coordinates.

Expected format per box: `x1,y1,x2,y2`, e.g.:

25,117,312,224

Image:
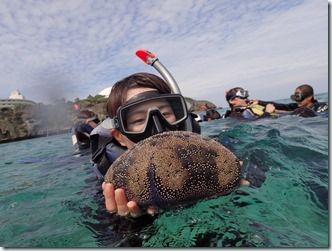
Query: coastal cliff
0,103,76,143
0,97,217,143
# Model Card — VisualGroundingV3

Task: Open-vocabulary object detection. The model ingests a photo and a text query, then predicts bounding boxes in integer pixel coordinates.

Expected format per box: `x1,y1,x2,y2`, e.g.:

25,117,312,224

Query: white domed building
9,90,25,99
98,87,112,98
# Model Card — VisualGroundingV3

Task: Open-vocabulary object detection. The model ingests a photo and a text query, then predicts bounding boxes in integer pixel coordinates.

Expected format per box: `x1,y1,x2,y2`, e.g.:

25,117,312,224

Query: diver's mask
85,115,98,123
230,89,250,101
111,91,188,143
290,92,306,102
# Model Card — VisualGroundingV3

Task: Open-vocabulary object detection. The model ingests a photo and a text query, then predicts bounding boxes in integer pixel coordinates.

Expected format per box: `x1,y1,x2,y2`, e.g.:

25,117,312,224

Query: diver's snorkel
135,49,197,133
136,49,181,94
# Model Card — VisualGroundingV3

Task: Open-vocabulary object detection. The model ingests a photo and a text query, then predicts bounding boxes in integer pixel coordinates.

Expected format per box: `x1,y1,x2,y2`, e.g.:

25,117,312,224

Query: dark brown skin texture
105,131,241,210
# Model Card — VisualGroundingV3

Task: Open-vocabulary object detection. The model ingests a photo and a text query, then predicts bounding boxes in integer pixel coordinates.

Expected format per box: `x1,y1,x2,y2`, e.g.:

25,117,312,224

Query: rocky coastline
0,97,217,143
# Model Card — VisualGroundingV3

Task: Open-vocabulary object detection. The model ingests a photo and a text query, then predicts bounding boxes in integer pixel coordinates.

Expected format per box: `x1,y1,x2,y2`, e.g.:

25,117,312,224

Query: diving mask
85,116,98,122
111,91,188,143
290,92,306,102
230,89,250,100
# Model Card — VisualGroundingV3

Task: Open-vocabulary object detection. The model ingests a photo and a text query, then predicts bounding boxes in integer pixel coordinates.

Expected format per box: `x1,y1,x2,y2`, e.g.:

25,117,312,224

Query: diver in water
90,73,201,179
89,72,204,217
97,73,250,218
73,110,100,150
202,106,222,121
253,84,328,117
222,87,276,120
88,72,252,220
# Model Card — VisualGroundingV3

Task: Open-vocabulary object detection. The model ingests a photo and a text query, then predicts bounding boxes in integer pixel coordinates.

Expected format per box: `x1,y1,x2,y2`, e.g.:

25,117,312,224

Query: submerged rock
105,131,241,210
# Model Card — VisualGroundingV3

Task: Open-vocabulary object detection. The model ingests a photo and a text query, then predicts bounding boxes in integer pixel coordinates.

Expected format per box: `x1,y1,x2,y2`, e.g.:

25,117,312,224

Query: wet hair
225,87,245,108
204,109,221,121
296,84,315,102
77,110,95,119
106,72,172,118
77,110,100,124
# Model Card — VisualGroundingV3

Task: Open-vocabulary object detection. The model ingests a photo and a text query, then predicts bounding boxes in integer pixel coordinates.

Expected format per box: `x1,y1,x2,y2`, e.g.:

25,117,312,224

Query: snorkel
135,49,197,134
136,49,181,94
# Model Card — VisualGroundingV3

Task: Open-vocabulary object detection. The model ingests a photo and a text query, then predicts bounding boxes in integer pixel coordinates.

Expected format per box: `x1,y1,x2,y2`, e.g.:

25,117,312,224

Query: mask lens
118,94,188,134
290,93,304,102
231,89,249,100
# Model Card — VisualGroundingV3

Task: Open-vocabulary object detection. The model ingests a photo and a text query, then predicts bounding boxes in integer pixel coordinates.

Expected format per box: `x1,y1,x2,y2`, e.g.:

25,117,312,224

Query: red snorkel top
135,49,181,94
135,49,157,65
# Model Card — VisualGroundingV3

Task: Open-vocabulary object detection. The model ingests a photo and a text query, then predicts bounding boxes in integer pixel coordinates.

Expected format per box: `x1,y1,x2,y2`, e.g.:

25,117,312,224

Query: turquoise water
0,93,328,247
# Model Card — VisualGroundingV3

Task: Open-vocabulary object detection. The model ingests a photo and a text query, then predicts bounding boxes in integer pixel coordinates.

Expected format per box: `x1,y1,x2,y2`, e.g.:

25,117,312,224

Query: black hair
297,84,315,103
203,109,221,121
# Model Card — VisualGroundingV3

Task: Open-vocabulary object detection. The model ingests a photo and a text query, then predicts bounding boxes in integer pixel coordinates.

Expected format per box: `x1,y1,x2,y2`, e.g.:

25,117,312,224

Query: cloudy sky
0,0,328,107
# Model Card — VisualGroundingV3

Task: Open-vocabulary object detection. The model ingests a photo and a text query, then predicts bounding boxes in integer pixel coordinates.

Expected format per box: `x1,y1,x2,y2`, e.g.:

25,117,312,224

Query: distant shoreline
0,129,71,144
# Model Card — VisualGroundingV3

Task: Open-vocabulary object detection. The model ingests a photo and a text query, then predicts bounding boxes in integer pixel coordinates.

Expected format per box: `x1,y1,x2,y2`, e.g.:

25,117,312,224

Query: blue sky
0,0,328,107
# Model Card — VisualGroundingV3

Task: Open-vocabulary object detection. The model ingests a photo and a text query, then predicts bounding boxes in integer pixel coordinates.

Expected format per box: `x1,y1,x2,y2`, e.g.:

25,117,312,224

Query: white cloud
0,0,327,107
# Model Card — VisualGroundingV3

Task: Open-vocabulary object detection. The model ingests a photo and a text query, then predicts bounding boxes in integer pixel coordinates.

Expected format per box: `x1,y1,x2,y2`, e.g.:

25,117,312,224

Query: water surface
0,93,328,247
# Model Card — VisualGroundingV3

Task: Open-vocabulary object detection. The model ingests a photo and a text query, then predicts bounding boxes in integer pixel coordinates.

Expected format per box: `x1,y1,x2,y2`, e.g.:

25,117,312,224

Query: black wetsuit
90,134,127,178
74,121,94,150
257,100,328,117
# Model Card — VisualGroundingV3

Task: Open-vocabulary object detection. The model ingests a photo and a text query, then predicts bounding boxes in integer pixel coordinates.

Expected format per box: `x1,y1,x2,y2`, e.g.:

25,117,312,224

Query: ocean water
0,93,328,248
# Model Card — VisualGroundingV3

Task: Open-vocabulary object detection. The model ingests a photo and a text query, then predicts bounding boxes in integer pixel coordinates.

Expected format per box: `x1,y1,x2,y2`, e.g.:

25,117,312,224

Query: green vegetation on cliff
0,94,217,142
